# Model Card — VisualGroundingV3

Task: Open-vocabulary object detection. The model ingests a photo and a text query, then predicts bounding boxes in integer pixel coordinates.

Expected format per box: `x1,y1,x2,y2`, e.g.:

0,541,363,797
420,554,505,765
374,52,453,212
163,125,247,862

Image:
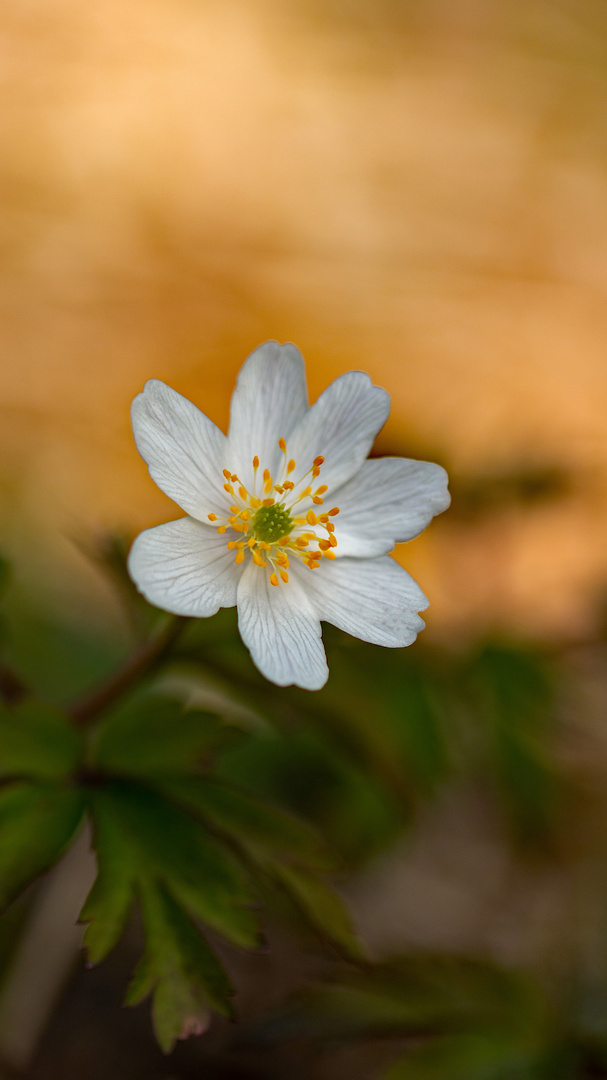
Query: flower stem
69,615,189,726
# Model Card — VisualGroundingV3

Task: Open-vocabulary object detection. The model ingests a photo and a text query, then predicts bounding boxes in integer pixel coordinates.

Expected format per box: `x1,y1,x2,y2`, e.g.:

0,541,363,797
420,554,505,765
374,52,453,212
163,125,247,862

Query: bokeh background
3,1,607,1077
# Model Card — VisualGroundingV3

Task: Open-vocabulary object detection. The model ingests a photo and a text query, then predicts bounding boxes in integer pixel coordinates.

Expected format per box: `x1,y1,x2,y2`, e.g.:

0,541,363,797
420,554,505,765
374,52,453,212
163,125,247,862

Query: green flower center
252,503,295,544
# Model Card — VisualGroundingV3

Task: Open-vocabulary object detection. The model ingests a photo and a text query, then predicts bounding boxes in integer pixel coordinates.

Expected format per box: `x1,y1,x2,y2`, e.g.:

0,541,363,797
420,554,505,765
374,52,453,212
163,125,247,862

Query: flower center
207,439,340,586
251,503,295,544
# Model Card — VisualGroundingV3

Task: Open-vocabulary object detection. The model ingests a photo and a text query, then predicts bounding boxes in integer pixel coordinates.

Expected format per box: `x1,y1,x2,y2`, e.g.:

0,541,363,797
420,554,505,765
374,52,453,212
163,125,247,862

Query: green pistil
252,503,294,544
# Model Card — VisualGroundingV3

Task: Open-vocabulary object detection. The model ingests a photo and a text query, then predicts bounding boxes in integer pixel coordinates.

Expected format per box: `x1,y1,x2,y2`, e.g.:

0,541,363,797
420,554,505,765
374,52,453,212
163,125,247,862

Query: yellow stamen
278,437,287,452
252,455,259,470
318,539,331,550
227,541,237,549
264,478,273,494
315,485,328,495
270,572,279,587
235,551,245,564
306,509,318,526
328,507,340,516
287,459,296,474
262,497,275,507
207,513,217,521
283,480,295,491
321,548,337,559
312,467,320,478
296,538,309,548
252,550,267,567
217,526,227,534
306,559,320,569
223,469,231,480
280,570,289,583
276,552,289,567
231,474,238,482
312,496,324,505
247,536,256,547
329,534,337,547
238,485,248,501
278,537,291,547
230,505,240,513
313,456,324,467
223,483,233,494
250,496,262,508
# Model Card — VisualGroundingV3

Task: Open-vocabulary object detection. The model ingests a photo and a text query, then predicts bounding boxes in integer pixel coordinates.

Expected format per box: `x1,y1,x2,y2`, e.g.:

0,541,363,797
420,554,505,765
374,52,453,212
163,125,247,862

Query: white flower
128,342,450,690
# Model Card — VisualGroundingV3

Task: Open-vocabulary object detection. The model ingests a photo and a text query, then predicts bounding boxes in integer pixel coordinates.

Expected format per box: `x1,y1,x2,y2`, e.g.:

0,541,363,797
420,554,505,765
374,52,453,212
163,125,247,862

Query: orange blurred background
2,0,607,640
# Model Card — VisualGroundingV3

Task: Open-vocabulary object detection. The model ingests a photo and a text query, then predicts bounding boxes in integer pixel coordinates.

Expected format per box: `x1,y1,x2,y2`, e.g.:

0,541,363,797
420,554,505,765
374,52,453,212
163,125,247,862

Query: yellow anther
257,541,271,550
250,496,262,508
300,486,312,499
326,522,335,532
296,538,309,548
318,539,331,551
328,507,340,516
231,474,238,482
312,496,324,505
283,480,295,491
264,479,273,494
287,459,296,474
319,514,329,522
262,468,271,482
235,551,245,564
231,522,247,533
207,513,217,521
306,558,320,569
270,572,279,587
278,437,287,452
278,537,291,548
217,526,227,534
262,497,275,507
276,551,289,566
280,570,289,584
306,509,318,526
313,456,324,468
316,485,328,495
238,486,248,501
230,506,240,513
322,548,337,559
223,469,231,480
252,455,259,469
227,541,237,549
247,537,256,547
223,483,233,493
274,484,284,494
329,534,337,547
240,510,251,520
312,467,320,478
252,550,267,567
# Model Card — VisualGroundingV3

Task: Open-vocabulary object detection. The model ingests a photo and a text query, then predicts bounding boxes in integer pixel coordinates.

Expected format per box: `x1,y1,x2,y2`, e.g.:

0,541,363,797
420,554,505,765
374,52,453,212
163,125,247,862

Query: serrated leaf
0,701,83,780
0,783,85,909
80,790,137,963
82,782,260,952
126,882,234,1052
273,864,363,960
158,776,333,873
92,695,230,777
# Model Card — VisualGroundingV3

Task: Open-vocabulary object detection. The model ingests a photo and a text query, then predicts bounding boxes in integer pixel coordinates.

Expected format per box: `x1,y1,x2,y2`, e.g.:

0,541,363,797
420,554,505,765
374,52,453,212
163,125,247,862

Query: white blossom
128,342,450,690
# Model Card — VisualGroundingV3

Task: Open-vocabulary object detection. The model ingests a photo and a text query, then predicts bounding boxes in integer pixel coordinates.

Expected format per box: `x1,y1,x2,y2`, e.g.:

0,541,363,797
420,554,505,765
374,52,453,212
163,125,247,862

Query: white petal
236,561,328,690
332,458,451,557
287,372,390,492
228,341,309,488
131,380,229,521
128,518,240,617
293,556,428,647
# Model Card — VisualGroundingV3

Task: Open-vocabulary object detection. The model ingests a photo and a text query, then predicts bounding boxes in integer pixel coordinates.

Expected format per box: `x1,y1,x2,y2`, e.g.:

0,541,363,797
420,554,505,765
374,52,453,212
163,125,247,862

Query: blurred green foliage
0,529,602,1075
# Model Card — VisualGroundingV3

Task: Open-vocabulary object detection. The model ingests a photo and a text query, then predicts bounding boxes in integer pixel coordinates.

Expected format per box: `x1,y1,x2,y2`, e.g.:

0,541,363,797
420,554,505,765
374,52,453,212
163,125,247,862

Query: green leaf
0,701,83,780
125,882,234,1052
273,864,364,960
80,790,137,964
0,783,85,909
92,695,233,777
83,782,260,951
383,1032,537,1080
158,776,333,873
